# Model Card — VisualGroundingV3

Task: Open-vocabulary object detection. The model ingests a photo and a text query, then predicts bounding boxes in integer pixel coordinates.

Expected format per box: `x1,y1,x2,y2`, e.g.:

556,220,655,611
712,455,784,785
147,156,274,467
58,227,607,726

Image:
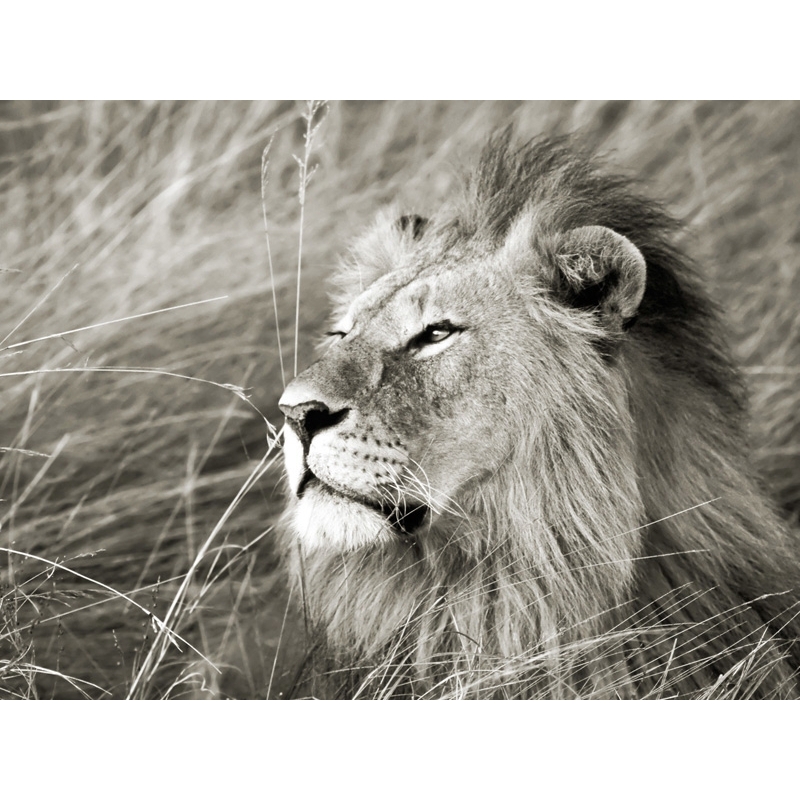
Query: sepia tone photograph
2,99,800,702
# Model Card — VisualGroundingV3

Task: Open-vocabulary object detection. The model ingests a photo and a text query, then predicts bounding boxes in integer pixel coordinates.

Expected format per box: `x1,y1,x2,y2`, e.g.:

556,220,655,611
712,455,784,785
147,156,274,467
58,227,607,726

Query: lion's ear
554,225,646,331
396,214,429,240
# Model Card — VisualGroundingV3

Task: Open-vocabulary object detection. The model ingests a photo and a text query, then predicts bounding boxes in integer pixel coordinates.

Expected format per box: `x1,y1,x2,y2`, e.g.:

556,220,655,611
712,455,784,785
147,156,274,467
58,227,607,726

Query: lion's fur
281,133,800,699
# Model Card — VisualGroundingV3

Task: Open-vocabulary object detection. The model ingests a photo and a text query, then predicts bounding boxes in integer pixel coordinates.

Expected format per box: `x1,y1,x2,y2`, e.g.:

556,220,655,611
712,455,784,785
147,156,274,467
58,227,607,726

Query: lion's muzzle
279,373,430,546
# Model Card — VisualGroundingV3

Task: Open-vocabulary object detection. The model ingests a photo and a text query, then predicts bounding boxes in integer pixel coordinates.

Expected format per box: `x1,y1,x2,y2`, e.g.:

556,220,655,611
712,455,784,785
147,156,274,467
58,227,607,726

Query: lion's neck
622,346,800,697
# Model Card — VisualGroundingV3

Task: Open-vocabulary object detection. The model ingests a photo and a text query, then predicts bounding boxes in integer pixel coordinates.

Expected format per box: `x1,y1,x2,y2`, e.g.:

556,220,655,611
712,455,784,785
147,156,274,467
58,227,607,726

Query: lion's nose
279,382,350,443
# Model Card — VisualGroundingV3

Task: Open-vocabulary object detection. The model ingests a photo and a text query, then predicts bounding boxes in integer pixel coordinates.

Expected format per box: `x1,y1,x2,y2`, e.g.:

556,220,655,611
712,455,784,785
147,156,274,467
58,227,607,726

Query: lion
277,132,800,699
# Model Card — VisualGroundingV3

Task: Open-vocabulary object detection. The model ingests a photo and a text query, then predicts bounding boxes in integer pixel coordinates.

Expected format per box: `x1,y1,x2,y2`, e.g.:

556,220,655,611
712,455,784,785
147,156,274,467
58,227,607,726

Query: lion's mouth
299,472,428,536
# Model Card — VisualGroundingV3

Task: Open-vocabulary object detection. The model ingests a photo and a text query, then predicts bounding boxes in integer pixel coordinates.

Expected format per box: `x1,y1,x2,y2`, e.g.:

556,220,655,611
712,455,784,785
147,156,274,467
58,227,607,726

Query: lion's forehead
339,257,489,339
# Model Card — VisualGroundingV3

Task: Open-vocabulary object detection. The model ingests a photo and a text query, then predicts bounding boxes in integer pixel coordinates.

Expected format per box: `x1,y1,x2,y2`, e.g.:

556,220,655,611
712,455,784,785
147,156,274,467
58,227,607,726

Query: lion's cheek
411,413,510,496
291,486,395,552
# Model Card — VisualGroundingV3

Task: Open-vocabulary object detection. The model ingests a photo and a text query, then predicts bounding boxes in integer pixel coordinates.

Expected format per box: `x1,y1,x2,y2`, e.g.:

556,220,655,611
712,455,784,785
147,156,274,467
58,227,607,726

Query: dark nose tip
279,399,349,443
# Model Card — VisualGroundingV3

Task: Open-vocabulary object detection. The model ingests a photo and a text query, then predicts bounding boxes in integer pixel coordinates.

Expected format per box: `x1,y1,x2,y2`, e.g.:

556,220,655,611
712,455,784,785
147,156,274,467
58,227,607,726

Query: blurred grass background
0,100,798,698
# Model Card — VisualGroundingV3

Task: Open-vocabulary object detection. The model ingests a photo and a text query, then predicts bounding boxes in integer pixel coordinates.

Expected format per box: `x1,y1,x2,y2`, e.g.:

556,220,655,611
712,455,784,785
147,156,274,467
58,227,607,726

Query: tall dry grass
0,101,798,698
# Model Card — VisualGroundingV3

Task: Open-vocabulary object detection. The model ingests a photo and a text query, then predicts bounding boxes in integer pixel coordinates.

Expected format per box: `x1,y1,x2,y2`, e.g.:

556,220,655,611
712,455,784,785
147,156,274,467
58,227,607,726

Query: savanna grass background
1,100,799,699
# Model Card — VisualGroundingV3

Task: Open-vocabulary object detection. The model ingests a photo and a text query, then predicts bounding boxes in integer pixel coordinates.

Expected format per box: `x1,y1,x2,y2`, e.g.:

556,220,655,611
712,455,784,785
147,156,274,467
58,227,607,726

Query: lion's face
280,218,646,551
280,254,526,550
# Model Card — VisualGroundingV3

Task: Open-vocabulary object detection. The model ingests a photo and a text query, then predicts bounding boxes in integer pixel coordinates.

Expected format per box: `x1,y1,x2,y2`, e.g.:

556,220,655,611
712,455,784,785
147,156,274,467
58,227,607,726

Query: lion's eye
323,330,347,348
420,326,452,345
408,322,462,354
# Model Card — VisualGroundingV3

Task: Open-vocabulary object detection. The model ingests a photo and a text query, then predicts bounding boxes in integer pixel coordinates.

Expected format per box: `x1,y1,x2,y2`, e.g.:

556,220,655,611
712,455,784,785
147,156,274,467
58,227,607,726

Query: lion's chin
291,483,398,552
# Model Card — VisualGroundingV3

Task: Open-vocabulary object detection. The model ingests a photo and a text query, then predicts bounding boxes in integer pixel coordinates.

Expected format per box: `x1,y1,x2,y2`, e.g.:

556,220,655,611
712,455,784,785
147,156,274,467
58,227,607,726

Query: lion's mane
282,134,800,699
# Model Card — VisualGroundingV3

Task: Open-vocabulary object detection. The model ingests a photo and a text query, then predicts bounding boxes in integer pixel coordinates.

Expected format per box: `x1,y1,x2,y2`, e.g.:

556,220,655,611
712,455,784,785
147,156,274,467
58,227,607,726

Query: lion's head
278,135,800,699
281,208,646,557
